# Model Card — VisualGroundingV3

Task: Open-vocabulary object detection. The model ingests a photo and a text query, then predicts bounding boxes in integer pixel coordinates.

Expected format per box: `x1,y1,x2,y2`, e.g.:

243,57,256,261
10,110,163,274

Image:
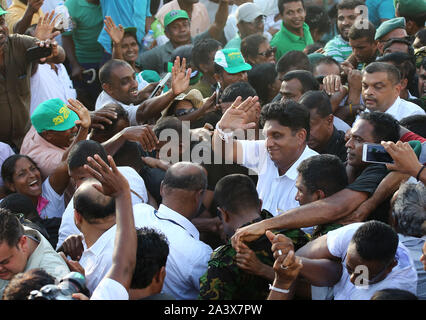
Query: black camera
28,272,90,300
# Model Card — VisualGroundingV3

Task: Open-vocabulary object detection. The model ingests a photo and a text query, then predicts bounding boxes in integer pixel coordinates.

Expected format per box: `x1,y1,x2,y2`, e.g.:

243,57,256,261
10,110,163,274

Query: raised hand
67,98,91,130
171,56,191,96
84,154,130,198
382,141,423,177
217,96,260,132
104,16,124,45
35,10,61,41
90,105,118,130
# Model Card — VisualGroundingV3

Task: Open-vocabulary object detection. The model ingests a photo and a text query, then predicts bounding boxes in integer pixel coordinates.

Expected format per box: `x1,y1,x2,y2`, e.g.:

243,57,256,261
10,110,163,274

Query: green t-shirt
270,22,314,61
64,0,105,63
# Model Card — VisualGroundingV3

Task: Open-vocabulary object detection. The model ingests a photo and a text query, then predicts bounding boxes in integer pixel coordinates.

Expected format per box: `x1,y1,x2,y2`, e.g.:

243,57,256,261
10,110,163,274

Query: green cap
124,26,137,37
164,10,189,28
0,7,7,16
31,98,79,133
375,17,406,40
394,0,426,16
214,48,252,74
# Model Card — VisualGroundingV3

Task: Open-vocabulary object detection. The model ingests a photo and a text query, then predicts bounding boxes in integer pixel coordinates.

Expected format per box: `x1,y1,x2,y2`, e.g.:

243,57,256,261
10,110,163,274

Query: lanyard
153,210,194,239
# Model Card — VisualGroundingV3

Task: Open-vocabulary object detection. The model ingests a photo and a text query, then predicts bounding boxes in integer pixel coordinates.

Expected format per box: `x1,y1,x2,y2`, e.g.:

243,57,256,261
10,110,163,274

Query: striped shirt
324,35,353,63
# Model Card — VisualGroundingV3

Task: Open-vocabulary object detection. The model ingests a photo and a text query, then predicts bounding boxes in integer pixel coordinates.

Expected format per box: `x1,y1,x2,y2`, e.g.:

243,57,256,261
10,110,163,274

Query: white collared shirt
327,223,418,300
240,140,318,216
95,91,139,126
366,96,425,121
56,166,148,249
132,203,213,300
80,225,117,294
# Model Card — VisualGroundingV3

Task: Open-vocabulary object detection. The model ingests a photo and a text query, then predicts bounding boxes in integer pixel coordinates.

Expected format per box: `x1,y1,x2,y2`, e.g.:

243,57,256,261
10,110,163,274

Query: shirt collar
277,145,313,181
83,225,116,256
157,204,200,239
281,22,310,41
385,96,401,113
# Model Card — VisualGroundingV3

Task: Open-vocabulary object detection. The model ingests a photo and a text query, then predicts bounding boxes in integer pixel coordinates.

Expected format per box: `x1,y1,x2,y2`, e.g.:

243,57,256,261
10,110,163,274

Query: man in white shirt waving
212,97,318,217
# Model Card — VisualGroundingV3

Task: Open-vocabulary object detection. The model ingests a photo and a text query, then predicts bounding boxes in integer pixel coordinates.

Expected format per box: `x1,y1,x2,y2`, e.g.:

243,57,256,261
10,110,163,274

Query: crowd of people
0,0,425,302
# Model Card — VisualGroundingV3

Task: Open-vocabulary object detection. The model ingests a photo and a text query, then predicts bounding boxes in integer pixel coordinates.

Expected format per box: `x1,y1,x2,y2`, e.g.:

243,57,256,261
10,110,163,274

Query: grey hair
392,182,426,237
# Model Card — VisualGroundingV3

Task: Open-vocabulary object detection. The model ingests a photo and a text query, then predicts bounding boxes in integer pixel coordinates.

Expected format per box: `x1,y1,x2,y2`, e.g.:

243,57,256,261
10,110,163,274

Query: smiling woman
1,155,65,221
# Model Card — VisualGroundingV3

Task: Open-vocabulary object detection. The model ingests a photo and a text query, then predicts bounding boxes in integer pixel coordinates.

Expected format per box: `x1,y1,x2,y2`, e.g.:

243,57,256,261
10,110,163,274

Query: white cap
236,3,264,23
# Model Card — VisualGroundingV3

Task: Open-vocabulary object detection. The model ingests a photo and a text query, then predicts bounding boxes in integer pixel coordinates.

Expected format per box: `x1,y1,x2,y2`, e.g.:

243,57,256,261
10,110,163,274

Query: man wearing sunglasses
224,2,266,50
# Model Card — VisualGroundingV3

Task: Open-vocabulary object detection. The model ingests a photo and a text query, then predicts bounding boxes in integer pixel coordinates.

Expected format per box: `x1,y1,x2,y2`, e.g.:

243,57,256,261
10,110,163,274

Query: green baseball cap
31,98,79,133
164,10,189,28
124,26,137,37
0,7,7,16
394,0,426,16
375,17,406,40
214,48,252,74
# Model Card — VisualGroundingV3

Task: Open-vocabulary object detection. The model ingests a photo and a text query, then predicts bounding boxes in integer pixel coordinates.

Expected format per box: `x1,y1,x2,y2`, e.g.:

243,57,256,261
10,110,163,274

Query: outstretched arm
84,155,136,292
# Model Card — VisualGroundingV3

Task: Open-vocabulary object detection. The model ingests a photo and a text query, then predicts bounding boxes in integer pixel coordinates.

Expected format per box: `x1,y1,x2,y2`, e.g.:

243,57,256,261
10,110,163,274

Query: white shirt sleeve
40,177,65,219
239,139,266,173
326,223,364,259
56,198,81,250
90,278,129,300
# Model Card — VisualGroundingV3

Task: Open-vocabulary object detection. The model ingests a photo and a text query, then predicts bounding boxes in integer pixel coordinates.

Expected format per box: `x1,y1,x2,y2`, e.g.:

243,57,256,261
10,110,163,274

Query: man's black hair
260,100,310,139
74,183,116,223
276,50,311,75
363,61,401,85
399,114,426,137
305,4,331,37
278,0,305,16
351,220,399,264
220,81,257,103
67,140,109,171
358,111,400,143
297,154,348,197
3,269,56,300
371,288,418,300
214,174,261,215
0,193,39,222
192,39,222,69
348,21,376,42
382,38,414,56
377,52,416,86
299,90,332,118
153,116,183,138
131,227,169,289
248,63,278,104
99,59,131,85
90,103,129,142
282,70,320,93
415,29,426,48
312,56,340,73
336,0,365,10
0,208,24,247
170,44,193,65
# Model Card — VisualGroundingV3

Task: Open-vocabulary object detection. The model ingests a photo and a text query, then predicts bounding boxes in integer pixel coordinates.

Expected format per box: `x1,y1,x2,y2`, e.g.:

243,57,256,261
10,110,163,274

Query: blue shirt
97,0,151,53
365,0,395,27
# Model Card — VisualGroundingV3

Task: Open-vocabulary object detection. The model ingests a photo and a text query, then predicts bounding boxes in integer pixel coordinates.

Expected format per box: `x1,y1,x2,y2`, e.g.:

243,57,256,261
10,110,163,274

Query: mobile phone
362,143,394,164
149,72,171,98
25,46,52,62
215,82,221,106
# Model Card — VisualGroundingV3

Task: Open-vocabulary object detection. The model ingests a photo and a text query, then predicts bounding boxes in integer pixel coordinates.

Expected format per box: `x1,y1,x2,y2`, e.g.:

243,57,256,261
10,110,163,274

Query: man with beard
324,0,364,63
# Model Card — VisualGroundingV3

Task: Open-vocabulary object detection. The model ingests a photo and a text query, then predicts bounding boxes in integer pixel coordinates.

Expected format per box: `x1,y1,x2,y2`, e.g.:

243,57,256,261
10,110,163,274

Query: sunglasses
258,47,276,57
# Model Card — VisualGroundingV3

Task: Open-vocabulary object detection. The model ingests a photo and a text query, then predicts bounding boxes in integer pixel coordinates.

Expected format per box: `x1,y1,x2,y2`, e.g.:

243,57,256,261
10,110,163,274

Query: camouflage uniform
198,210,309,300
311,223,343,240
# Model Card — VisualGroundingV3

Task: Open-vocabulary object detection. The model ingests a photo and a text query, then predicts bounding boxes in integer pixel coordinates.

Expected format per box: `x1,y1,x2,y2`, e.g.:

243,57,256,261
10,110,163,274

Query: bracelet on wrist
269,284,290,294
416,165,425,181
215,123,233,143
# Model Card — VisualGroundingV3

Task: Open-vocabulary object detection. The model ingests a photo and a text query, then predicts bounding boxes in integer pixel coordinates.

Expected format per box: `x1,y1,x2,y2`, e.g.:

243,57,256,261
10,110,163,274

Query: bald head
162,162,207,192
74,178,116,223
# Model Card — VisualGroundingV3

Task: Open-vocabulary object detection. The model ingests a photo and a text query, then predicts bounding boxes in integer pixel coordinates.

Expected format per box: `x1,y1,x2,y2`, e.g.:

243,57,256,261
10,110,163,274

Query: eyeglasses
258,47,276,57
174,107,197,117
